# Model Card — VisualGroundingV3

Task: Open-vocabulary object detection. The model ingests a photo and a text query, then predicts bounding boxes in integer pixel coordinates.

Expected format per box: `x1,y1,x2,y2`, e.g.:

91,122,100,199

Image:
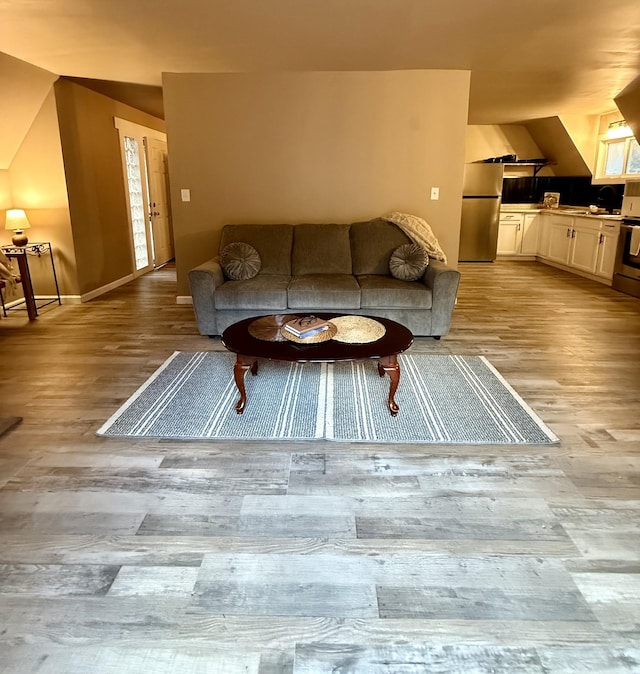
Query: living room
1,5,639,307
3,60,639,306
1,2,640,672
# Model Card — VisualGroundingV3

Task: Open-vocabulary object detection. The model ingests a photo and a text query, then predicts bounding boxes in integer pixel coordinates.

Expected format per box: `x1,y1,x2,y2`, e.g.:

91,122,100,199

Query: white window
627,138,640,174
595,121,640,183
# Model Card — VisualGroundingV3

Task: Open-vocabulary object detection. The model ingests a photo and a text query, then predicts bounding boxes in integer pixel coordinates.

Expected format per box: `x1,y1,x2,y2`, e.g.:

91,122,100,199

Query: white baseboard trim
2,295,77,309
61,295,82,304
1,297,24,310
496,255,537,261
538,258,612,286
177,295,193,305
81,274,135,302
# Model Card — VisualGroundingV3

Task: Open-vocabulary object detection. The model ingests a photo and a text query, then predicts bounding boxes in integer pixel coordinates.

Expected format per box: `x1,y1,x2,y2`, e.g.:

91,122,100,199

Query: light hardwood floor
0,260,639,673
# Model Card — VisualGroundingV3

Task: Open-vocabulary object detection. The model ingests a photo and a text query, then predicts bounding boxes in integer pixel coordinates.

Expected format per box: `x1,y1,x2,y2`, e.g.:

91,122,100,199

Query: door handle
571,229,576,238
566,228,571,237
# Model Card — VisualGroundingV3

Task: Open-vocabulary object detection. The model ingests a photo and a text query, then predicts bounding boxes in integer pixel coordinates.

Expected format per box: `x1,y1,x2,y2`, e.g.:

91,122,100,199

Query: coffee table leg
378,355,400,416
234,355,258,414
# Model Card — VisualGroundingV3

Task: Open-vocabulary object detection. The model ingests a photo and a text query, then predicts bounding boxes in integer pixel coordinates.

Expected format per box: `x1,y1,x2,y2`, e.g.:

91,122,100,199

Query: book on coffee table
283,316,332,338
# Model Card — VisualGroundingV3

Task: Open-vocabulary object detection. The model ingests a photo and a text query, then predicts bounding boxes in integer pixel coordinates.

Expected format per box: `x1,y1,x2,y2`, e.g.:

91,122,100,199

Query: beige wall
0,170,10,209
465,125,547,177
163,70,470,296
465,125,542,162
466,117,609,179
8,88,77,295
54,79,165,295
466,119,600,178
597,110,625,136
0,52,58,169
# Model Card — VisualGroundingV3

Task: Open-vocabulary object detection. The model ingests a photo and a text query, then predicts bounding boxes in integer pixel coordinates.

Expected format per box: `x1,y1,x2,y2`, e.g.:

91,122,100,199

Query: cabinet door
547,220,573,264
595,228,619,279
497,221,521,254
569,226,599,274
521,214,539,254
537,217,551,258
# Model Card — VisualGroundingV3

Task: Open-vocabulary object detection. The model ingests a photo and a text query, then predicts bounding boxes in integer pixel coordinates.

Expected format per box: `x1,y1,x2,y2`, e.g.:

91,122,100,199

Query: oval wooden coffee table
221,314,413,417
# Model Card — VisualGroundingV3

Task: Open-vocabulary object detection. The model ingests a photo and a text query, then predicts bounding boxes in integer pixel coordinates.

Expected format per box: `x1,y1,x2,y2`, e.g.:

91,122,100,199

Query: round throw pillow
389,243,429,281
220,242,261,280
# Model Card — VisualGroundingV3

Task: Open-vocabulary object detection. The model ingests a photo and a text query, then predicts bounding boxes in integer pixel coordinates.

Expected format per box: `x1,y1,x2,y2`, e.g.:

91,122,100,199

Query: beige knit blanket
0,250,17,291
383,212,447,264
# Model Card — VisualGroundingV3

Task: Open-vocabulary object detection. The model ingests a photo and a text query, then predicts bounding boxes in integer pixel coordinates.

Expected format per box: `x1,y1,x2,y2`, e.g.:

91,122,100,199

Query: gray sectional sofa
188,218,461,337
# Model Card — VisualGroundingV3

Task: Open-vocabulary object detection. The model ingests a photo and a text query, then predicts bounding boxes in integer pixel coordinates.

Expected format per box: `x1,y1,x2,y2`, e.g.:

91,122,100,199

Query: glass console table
0,242,61,320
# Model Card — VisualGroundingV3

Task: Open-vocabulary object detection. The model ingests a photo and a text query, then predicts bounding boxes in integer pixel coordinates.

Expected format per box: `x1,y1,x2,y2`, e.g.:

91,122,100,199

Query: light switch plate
181,188,191,202
430,187,440,200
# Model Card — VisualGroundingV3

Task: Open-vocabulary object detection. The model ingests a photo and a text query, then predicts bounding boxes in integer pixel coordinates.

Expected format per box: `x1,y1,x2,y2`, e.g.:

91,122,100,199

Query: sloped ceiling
63,77,164,119
0,0,639,124
524,117,592,177
0,52,58,168
615,75,640,144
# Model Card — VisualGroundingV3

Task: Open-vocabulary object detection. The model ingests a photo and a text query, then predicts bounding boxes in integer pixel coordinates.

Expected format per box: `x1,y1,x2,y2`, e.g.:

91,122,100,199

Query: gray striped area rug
97,352,558,444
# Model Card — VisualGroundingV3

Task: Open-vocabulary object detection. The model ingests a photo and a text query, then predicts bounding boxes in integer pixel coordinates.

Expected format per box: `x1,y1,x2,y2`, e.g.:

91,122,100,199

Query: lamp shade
5,209,31,246
5,209,31,231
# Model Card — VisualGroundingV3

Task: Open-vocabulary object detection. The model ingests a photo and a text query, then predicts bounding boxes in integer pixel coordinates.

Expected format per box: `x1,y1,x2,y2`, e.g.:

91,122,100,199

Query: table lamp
5,209,31,246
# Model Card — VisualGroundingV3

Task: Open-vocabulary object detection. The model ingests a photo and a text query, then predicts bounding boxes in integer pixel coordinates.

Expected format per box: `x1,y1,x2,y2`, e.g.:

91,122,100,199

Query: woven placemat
331,316,386,343
280,320,338,344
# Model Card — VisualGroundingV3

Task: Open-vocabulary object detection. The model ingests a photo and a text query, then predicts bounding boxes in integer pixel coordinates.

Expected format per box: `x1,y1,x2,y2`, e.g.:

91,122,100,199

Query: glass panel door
123,136,150,271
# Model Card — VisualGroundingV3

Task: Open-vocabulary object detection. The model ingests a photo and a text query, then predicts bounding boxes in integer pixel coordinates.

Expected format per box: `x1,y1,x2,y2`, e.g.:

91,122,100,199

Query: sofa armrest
188,257,225,336
423,259,461,336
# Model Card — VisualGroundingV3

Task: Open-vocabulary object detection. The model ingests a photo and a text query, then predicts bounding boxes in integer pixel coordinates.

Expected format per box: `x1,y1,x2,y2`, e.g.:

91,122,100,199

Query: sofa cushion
389,243,429,281
219,224,293,275
350,218,412,275
287,274,361,309
220,242,261,280
292,224,352,275
358,275,432,310
214,274,290,310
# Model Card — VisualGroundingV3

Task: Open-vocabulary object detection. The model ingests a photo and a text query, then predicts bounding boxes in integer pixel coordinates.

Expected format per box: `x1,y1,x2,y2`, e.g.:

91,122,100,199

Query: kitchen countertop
501,205,621,220
500,206,542,213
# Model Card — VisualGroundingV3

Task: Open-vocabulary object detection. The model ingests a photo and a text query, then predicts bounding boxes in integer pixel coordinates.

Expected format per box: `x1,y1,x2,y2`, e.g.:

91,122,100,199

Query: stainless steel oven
613,218,640,298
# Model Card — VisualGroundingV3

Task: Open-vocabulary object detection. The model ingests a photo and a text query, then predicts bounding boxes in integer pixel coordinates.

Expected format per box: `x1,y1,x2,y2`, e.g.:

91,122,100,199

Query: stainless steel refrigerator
458,163,504,262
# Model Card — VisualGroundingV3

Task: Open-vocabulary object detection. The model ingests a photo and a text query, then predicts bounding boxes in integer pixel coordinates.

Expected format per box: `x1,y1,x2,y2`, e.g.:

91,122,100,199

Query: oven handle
617,224,640,265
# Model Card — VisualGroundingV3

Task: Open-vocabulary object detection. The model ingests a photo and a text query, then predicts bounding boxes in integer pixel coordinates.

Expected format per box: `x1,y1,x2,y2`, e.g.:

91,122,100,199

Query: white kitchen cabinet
497,211,538,257
537,212,621,282
537,216,551,258
546,215,573,264
595,223,620,279
497,213,522,255
568,224,600,274
521,213,540,254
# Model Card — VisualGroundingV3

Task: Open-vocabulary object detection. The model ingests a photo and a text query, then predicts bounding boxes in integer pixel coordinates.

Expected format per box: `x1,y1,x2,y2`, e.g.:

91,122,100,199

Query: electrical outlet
181,188,191,202
430,187,440,200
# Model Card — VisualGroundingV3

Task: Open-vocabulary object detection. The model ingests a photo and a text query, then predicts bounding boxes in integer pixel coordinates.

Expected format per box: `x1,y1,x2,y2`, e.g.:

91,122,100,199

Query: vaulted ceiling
1,0,639,125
